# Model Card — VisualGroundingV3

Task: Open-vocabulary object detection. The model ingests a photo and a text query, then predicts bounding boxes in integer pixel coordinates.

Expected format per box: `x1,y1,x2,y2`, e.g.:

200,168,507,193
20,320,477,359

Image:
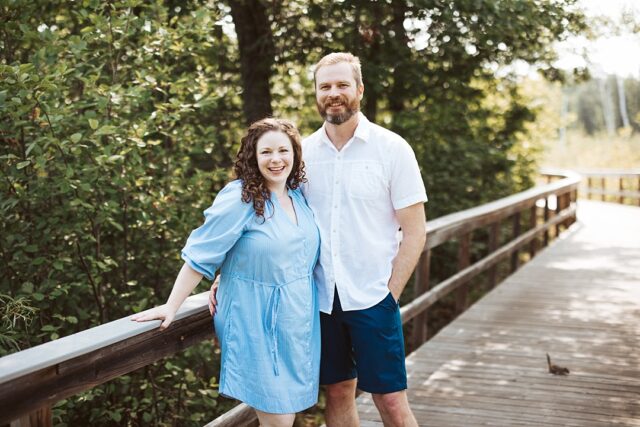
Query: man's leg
324,378,359,427
371,390,417,427
320,291,359,427
345,293,413,426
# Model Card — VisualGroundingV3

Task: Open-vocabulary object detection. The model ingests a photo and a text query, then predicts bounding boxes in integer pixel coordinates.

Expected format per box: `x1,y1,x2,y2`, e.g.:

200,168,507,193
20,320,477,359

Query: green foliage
270,0,585,216
1,0,243,424
1,0,586,425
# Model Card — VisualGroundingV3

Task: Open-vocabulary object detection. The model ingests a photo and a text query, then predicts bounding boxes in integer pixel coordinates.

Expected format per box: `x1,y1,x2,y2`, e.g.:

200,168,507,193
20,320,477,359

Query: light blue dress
181,180,321,414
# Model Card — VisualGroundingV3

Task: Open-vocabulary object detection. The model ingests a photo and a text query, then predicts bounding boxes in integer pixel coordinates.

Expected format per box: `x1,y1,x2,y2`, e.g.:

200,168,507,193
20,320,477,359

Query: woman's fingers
208,281,219,316
131,307,166,324
160,316,173,330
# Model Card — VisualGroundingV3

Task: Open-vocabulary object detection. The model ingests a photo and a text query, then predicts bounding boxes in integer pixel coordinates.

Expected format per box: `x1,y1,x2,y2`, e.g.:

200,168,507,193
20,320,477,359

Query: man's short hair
313,52,363,87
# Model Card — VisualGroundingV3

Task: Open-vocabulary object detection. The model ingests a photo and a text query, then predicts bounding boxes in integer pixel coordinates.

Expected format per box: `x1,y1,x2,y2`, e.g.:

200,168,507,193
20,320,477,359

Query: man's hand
388,283,403,302
208,275,220,316
130,305,177,331
387,203,427,303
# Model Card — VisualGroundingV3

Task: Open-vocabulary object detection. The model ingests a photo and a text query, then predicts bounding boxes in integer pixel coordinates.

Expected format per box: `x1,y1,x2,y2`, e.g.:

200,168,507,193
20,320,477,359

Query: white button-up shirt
302,113,428,313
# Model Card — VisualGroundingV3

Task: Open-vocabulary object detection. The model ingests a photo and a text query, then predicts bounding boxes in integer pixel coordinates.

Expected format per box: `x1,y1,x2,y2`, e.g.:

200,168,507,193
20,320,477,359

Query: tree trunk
616,75,631,129
598,77,616,137
228,0,275,125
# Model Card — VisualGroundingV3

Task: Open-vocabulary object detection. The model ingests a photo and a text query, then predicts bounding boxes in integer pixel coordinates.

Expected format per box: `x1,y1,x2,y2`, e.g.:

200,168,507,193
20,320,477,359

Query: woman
132,118,321,427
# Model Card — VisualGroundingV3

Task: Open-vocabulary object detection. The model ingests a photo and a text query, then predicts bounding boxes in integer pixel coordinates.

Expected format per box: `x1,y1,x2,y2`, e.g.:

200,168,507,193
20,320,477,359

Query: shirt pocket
347,161,386,200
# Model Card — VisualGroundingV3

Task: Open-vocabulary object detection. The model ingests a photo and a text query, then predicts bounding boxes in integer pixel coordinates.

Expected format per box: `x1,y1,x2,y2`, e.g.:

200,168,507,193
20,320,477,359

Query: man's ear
358,84,364,100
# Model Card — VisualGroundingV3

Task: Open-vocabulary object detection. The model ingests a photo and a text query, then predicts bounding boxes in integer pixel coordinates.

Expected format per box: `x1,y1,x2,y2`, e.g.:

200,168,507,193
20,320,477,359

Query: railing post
455,233,471,314
510,212,521,272
10,405,52,427
529,204,537,259
555,192,564,237
601,177,606,201
619,177,624,205
587,176,593,200
411,249,431,349
488,221,500,288
543,197,549,246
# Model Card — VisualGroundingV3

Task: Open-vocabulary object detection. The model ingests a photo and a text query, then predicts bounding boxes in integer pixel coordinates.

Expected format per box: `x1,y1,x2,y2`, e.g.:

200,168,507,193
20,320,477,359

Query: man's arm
387,203,427,302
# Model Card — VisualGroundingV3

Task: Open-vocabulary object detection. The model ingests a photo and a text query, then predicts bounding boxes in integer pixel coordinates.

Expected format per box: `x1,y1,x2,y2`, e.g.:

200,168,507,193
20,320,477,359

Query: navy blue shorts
319,290,407,394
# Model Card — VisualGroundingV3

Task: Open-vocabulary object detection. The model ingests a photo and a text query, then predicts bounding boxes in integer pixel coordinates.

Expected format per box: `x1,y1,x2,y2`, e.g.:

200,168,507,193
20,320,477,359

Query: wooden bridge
1,170,639,427
357,199,640,426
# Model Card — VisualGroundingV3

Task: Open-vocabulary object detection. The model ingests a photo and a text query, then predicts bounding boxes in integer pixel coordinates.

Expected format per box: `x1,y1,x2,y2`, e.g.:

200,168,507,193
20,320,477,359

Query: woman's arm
131,263,203,330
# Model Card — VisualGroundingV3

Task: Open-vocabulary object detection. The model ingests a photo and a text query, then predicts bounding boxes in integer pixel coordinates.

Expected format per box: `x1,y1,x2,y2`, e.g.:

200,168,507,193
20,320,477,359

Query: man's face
315,62,364,125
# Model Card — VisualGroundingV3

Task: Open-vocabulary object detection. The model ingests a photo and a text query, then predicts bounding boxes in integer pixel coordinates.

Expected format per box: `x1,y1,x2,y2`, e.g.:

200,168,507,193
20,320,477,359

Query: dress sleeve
181,180,254,280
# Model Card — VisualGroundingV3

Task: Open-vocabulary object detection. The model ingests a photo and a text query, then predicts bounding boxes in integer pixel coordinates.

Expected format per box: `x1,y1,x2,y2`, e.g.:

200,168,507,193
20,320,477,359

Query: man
211,52,426,426
302,52,426,427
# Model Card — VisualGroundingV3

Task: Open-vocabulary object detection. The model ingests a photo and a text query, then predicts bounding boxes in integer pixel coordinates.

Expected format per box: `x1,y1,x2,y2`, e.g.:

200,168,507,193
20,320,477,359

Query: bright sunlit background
555,0,640,78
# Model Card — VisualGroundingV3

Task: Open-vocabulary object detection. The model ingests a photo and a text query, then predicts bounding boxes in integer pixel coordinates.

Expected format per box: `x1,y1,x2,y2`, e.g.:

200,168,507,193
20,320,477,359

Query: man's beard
317,96,360,125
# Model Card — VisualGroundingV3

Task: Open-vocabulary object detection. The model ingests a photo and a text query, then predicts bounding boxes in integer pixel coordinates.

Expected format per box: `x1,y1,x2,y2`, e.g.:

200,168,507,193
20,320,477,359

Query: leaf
70,133,82,143
16,161,30,170
95,125,117,136
67,316,78,324
32,293,45,301
89,119,99,129
25,142,37,156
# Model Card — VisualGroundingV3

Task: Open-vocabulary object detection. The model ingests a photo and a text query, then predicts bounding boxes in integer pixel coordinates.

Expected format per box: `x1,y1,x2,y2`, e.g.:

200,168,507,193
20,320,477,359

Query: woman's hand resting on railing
131,305,177,331
130,263,203,331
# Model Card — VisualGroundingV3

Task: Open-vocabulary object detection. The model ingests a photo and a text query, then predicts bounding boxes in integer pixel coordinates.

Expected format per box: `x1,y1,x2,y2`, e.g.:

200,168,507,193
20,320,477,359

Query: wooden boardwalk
357,200,640,426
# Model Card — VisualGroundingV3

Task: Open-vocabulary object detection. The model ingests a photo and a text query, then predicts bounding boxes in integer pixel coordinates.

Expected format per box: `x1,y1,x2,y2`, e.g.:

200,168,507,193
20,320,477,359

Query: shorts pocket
382,292,399,310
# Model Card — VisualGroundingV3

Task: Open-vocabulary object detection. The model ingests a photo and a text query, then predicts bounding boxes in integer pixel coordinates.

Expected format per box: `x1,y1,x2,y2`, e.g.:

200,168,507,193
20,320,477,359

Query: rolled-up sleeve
181,180,253,280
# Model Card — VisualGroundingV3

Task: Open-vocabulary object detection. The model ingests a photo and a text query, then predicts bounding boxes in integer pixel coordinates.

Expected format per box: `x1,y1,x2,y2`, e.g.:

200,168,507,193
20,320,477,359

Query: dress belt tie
264,286,282,376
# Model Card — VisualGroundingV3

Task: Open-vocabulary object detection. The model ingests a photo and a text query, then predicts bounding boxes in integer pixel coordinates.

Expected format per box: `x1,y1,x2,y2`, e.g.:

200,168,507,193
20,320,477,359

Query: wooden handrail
543,167,640,206
0,171,581,427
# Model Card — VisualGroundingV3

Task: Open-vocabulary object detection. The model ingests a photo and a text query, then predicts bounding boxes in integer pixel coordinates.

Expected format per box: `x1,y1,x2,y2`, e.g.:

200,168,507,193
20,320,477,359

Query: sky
555,0,640,78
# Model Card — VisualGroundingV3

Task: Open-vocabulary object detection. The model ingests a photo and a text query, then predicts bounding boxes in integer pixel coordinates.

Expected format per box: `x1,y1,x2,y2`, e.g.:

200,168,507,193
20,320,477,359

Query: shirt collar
320,112,371,147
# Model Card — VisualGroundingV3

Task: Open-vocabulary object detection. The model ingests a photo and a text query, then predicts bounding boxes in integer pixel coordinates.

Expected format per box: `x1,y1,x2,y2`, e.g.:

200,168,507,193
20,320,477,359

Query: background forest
1,0,589,425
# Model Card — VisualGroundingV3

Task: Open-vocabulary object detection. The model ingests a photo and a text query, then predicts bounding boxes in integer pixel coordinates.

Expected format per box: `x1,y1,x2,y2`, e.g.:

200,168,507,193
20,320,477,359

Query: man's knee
372,390,409,417
325,379,357,402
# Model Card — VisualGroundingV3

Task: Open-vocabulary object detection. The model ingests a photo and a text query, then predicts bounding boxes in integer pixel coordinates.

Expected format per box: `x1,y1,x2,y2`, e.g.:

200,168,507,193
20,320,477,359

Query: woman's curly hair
234,118,306,220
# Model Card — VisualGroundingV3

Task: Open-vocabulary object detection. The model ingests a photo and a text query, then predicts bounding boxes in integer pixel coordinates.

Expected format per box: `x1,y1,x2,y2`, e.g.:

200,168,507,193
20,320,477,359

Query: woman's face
255,130,295,191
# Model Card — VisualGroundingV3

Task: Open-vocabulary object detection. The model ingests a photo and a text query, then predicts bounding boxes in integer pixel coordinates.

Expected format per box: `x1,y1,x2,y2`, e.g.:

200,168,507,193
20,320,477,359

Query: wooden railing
570,169,640,206
0,171,580,427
